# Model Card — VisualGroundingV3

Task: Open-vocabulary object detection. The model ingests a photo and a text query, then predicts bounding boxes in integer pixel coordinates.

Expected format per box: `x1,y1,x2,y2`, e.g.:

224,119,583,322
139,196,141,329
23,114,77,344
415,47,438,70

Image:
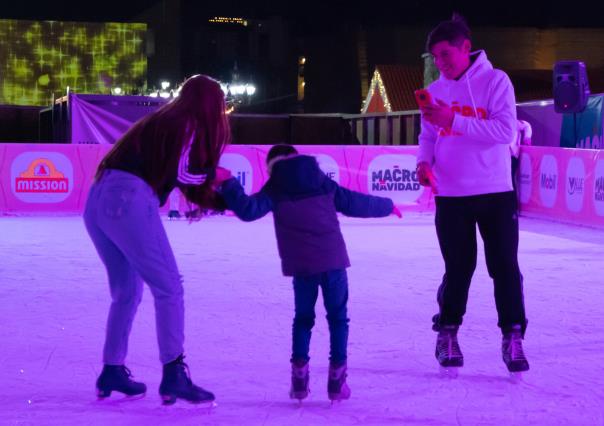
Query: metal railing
344,110,421,145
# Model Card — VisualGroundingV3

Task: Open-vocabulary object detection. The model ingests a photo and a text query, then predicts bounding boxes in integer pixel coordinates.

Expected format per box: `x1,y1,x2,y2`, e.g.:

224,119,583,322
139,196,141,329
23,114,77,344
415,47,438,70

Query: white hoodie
417,50,517,197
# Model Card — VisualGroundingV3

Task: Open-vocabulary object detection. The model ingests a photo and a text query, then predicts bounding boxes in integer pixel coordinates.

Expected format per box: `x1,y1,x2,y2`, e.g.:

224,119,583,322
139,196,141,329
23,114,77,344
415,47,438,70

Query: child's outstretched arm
333,183,396,218
219,177,273,222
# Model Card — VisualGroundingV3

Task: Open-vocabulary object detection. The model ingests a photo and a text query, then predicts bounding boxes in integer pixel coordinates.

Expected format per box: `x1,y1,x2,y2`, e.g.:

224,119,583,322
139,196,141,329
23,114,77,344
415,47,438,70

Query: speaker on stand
553,60,590,147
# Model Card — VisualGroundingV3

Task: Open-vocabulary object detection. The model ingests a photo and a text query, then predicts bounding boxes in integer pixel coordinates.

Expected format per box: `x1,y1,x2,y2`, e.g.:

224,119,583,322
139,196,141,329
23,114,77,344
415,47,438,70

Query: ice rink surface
1,213,603,425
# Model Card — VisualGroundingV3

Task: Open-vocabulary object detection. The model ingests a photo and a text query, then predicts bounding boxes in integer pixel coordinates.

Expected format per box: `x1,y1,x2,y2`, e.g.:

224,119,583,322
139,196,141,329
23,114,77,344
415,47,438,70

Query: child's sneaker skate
435,325,464,370
502,325,529,373
327,362,350,402
96,365,147,398
289,360,310,401
159,355,215,405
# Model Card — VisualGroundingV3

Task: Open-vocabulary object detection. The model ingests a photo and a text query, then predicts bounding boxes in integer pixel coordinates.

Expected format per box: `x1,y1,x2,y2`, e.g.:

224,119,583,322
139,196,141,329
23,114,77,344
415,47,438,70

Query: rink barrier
518,146,604,228
1,143,603,227
0,144,435,215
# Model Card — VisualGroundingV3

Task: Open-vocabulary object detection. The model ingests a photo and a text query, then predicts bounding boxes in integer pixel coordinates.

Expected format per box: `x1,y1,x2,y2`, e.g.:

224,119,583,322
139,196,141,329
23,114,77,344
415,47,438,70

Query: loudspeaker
553,61,590,113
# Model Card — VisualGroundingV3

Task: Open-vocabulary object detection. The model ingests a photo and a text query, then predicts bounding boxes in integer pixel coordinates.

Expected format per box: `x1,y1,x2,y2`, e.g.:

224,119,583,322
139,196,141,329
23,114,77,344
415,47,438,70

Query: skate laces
292,362,308,379
180,360,193,384
122,366,134,378
329,364,346,381
170,355,193,384
438,331,462,358
508,333,526,360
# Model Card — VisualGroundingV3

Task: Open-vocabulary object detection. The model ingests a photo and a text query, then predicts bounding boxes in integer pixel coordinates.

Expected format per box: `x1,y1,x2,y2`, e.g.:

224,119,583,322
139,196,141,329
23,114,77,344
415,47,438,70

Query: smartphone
414,89,433,108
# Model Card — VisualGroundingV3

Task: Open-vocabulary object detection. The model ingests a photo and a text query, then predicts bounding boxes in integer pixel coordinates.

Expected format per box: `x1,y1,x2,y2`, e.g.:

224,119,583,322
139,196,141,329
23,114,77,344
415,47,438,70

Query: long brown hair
97,74,230,209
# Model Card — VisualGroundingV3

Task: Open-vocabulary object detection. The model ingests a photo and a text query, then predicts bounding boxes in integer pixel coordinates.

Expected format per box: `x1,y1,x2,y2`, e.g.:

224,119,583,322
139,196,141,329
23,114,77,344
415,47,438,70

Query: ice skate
96,365,147,399
502,325,529,375
289,360,310,402
159,355,216,406
435,325,463,377
327,362,350,403
168,210,181,220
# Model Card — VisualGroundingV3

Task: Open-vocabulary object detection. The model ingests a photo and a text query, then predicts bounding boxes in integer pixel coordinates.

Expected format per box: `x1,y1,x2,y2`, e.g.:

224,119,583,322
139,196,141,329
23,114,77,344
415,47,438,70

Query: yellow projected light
0,19,147,106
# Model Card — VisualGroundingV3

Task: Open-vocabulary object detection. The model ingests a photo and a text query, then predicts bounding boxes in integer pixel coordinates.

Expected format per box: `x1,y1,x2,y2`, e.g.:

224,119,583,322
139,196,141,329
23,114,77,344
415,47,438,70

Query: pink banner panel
0,144,99,215
351,145,435,211
6,143,602,227
220,145,435,212
518,146,604,227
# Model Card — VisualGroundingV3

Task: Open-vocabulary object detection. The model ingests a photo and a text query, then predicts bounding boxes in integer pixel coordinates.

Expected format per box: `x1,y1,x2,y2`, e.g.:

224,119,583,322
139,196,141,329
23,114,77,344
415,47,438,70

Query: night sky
3,0,604,29
3,0,604,113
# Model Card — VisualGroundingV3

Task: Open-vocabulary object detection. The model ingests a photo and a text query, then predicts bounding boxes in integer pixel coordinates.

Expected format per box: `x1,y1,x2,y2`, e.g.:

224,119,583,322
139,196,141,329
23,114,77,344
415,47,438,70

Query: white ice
0,213,603,425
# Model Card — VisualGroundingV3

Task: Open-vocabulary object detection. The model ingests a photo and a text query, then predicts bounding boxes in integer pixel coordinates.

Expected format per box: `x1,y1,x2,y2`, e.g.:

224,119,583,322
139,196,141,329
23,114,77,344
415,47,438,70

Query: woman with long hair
84,75,231,405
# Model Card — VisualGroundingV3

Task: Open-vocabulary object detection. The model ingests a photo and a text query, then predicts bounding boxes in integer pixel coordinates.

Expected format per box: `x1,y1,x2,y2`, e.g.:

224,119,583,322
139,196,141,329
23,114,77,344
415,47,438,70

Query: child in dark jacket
219,144,400,402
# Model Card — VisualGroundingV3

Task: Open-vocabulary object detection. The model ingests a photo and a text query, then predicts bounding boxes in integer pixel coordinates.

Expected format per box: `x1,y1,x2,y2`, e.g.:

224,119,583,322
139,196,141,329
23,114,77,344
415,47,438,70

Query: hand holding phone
414,89,433,108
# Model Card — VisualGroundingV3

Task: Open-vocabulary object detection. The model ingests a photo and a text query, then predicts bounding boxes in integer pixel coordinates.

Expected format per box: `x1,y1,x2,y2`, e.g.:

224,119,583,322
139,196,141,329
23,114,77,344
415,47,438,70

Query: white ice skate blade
160,400,217,411
95,393,146,403
439,366,460,378
289,388,310,404
508,372,523,382
329,397,351,406
192,400,217,409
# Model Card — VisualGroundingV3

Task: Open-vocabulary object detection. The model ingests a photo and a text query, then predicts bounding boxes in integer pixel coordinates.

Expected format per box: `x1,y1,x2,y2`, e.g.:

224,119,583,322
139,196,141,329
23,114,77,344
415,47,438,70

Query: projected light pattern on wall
0,19,147,106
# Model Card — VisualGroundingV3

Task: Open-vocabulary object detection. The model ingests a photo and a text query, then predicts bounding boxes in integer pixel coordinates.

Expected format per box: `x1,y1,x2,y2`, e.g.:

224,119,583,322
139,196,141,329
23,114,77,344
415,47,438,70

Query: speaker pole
573,112,577,148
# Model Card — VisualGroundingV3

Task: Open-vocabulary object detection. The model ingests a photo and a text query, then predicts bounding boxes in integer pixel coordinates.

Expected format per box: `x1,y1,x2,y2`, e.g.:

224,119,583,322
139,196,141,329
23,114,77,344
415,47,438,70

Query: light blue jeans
84,169,184,365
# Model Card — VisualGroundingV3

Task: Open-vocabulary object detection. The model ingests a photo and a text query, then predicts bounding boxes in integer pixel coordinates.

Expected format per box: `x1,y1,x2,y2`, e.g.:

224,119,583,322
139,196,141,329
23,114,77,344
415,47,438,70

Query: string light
363,70,392,113
365,69,392,112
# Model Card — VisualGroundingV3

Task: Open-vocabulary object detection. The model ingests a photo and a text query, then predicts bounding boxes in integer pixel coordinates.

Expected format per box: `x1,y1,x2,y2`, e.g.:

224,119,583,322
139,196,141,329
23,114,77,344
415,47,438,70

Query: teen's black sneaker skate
168,210,181,219
159,355,215,405
435,325,464,371
502,325,529,373
289,360,310,401
96,365,146,398
327,362,351,402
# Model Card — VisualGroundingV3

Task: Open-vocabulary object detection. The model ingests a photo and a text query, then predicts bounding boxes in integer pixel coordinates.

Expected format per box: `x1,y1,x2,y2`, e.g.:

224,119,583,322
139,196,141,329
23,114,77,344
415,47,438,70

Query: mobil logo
539,154,558,208
518,152,532,205
219,153,253,194
11,152,74,203
565,157,586,213
367,154,424,204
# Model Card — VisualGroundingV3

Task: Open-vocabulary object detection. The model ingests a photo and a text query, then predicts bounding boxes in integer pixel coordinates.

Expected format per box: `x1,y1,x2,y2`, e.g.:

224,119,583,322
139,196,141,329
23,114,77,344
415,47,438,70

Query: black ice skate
289,360,310,401
327,362,351,402
435,325,464,375
159,355,215,405
96,365,147,399
502,325,529,373
168,210,181,219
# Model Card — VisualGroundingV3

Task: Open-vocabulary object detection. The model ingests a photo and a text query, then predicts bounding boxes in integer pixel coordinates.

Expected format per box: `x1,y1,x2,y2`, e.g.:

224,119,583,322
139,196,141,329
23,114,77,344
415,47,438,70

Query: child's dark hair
426,13,471,53
266,144,298,165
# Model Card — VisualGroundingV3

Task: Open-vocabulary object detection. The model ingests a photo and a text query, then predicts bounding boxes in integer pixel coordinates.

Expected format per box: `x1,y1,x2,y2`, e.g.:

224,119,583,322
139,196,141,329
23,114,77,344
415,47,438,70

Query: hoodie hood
268,155,326,195
436,50,493,115
438,50,492,84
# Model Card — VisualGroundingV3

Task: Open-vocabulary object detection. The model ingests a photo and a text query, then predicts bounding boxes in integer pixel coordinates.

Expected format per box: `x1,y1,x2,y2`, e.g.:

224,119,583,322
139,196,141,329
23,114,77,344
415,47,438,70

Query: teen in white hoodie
416,15,529,374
